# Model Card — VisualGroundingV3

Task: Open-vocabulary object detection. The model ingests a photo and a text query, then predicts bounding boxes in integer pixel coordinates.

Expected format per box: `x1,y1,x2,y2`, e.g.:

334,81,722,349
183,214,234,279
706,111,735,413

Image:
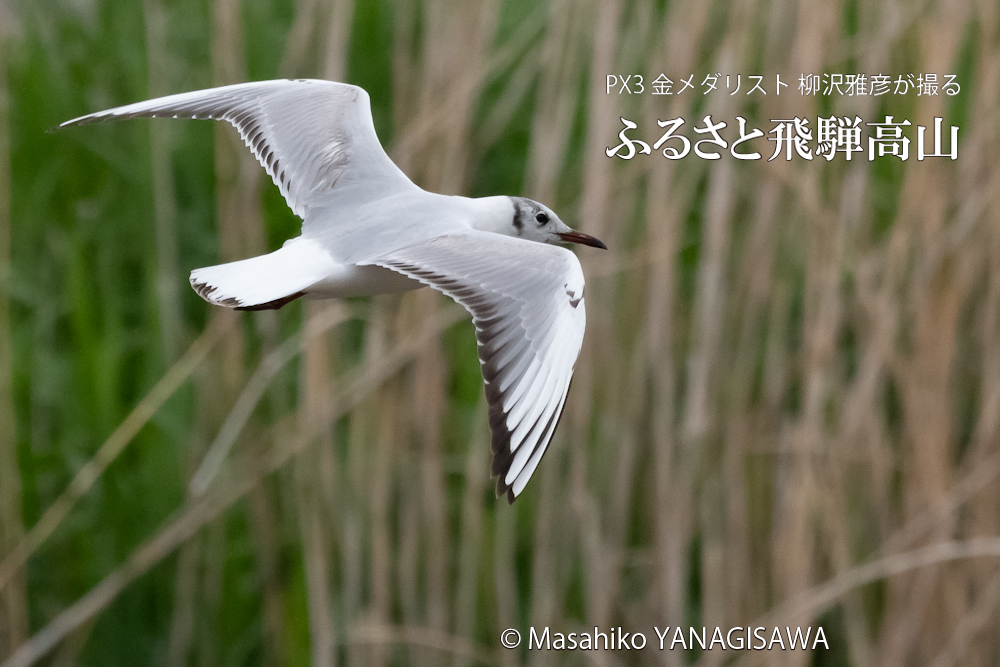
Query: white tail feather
190,239,336,310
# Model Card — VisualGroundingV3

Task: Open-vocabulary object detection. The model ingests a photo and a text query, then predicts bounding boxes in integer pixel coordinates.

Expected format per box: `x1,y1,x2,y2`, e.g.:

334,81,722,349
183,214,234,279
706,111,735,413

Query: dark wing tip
493,472,517,505
489,375,576,506
235,291,305,311
489,414,516,501
190,278,217,303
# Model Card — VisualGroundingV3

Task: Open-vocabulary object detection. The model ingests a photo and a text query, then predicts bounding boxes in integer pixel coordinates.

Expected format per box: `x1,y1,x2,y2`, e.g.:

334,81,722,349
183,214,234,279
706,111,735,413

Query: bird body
61,79,605,502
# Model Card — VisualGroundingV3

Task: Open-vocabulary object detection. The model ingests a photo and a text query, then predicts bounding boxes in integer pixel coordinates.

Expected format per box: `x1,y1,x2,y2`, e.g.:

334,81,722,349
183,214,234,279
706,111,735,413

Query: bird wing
362,231,586,502
59,79,417,219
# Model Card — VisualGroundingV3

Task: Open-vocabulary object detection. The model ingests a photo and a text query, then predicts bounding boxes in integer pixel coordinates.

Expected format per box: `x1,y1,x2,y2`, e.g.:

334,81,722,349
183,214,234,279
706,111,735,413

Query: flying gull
60,79,606,502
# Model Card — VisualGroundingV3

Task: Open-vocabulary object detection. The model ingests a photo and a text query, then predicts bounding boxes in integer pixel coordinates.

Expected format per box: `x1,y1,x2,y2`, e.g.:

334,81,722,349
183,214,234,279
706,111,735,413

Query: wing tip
190,275,241,309
495,480,517,505
189,272,306,312
51,115,91,132
489,409,520,503
488,375,575,506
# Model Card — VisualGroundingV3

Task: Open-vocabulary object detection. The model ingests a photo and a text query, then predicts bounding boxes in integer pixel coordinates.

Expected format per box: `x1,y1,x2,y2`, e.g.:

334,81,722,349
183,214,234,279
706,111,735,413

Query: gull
60,79,606,502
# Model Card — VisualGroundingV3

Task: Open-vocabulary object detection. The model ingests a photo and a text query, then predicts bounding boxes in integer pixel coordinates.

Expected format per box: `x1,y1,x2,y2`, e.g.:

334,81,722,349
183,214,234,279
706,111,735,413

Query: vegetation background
0,0,997,665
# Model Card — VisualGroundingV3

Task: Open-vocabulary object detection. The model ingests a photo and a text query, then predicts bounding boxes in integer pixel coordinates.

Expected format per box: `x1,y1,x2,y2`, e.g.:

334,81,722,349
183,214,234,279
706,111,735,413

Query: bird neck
465,195,517,236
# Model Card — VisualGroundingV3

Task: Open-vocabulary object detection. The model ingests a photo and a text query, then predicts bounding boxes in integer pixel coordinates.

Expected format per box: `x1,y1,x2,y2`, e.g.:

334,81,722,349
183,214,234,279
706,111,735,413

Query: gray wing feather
60,79,416,219
361,231,587,503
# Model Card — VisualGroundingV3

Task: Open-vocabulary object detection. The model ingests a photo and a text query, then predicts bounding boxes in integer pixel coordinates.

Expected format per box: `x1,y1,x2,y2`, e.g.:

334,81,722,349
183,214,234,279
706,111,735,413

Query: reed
1,0,998,665
0,0,28,658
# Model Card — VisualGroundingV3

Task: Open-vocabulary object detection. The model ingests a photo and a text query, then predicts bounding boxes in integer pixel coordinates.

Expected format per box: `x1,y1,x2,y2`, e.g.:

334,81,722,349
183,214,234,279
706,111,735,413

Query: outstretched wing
59,79,417,218
363,232,586,502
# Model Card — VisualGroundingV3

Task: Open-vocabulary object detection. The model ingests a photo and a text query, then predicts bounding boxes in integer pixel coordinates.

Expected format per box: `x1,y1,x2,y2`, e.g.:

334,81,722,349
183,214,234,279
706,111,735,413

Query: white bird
60,79,606,502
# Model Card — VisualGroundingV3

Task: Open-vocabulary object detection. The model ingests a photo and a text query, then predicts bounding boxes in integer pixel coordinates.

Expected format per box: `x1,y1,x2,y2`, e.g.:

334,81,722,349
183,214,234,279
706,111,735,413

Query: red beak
558,230,607,250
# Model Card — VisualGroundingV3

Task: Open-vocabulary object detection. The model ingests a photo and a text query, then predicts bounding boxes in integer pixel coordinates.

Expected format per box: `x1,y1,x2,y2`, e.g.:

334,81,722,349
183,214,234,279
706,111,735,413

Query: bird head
509,197,607,250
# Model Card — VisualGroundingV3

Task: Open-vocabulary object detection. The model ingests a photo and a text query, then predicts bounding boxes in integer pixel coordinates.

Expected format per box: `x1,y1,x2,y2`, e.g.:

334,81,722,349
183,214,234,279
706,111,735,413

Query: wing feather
362,231,587,503
60,79,416,219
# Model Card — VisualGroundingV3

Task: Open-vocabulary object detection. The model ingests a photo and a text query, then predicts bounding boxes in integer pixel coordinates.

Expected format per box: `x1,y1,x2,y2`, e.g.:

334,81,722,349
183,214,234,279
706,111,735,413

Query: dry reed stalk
215,305,348,667
392,4,545,172
577,0,661,610
197,1,267,664
196,519,226,667
876,3,972,660
451,400,489,667
528,441,572,667
418,0,496,192
678,53,738,664
812,62,882,667
525,0,584,203
46,617,95,667
0,2,27,657
411,296,449,639
514,6,591,666
388,295,447,667
598,349,647,611
569,3,619,557
663,4,767,652
339,427,365,667
1,304,464,667
576,0,626,641
753,6,840,667
331,305,373,667
819,157,879,666
249,484,288,665
295,306,337,666
774,196,840,667
396,475,422,666
725,538,1000,667
720,177,781,632
321,0,354,86
475,48,542,153
384,12,428,654
391,0,419,168
166,531,201,667
391,5,498,665
346,624,496,667
0,321,225,594
136,2,222,663
295,448,336,667
248,326,295,667
283,8,357,665
169,420,209,667
349,300,393,667
143,0,182,363
389,13,437,666
208,0,252,412
928,568,1000,667
279,0,324,80
492,506,518,667
577,0,619,246
640,5,714,663
948,18,1000,665
184,306,347,497
642,136,686,667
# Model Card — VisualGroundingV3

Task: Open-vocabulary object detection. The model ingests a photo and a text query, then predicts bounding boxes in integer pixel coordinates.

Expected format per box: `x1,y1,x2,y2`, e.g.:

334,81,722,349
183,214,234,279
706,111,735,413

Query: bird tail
189,238,336,311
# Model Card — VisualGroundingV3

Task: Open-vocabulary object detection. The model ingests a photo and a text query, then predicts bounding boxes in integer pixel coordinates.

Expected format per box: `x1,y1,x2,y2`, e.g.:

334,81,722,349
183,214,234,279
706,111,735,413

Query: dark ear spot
510,197,537,233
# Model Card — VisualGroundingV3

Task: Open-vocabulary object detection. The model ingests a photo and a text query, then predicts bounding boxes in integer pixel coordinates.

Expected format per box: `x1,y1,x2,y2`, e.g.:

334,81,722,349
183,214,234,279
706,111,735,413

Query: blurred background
0,0,997,665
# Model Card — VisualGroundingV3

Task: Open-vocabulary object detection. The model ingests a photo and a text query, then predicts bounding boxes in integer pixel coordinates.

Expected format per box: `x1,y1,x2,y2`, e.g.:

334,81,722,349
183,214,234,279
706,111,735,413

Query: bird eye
535,212,549,225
